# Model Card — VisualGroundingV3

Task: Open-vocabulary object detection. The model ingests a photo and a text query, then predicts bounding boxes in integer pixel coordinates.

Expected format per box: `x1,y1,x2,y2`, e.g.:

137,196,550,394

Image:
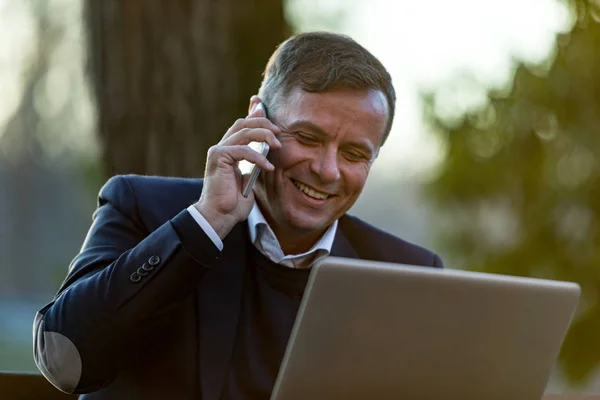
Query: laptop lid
271,257,580,400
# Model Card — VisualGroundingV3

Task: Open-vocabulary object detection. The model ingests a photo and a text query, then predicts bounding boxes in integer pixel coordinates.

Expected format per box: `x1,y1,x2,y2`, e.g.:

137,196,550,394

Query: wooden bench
0,372,77,399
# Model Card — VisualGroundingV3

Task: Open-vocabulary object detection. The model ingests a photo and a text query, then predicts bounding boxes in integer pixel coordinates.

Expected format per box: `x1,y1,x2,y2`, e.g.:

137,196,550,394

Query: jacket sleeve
33,175,221,394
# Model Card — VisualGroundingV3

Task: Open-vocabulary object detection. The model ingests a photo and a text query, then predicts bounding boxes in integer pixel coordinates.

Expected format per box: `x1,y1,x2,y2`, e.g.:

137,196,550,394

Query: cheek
270,142,306,169
342,165,370,196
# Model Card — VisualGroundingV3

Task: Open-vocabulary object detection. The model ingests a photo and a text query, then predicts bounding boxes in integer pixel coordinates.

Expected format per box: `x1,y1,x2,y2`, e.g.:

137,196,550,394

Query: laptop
271,257,581,400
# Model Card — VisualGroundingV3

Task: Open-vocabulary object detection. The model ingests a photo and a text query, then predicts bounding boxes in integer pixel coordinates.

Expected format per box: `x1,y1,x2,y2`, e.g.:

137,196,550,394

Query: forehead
276,87,388,141
281,87,388,121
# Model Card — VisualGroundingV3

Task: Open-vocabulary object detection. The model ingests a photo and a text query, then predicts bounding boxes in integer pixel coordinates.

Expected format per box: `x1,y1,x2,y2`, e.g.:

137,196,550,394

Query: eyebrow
286,120,328,138
286,120,375,155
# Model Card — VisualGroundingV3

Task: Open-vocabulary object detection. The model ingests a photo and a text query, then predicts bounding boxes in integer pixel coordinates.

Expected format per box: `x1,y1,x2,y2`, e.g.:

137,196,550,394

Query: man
33,32,443,399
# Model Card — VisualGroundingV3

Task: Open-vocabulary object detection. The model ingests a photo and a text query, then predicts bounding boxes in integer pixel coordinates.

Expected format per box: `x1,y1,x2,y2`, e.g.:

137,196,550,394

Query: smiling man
33,32,444,400
252,87,387,256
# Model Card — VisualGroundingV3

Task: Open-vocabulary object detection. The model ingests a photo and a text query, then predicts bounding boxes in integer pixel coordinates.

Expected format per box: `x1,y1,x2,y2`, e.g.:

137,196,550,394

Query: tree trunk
84,0,290,179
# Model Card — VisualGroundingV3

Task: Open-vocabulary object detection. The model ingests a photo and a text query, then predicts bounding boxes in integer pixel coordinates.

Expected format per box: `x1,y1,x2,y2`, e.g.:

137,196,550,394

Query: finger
222,127,282,149
225,117,281,139
207,145,275,172
222,117,281,141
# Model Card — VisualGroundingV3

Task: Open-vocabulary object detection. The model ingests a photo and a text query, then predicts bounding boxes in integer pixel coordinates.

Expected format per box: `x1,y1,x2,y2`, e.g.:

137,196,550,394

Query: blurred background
0,0,599,395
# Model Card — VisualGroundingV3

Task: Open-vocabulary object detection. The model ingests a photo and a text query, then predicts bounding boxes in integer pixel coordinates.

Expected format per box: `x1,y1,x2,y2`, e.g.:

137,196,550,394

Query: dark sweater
221,245,311,400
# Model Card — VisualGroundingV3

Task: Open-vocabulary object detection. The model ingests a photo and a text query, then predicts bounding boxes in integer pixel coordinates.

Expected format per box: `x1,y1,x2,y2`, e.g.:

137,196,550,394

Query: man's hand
194,105,281,239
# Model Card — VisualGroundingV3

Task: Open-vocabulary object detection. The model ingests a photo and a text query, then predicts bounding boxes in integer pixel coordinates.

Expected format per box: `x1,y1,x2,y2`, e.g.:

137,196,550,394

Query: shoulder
100,174,203,203
98,175,204,229
339,214,444,268
101,174,203,196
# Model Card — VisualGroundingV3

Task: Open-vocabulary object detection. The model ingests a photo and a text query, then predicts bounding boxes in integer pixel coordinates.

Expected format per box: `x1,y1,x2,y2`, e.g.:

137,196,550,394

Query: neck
254,202,327,255
275,228,326,255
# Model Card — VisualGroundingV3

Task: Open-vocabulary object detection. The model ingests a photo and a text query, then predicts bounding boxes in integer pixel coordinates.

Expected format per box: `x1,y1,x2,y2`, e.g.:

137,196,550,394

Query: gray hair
258,31,396,145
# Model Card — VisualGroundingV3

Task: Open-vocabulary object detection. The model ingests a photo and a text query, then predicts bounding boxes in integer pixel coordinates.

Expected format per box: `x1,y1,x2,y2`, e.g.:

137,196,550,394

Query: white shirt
187,203,338,269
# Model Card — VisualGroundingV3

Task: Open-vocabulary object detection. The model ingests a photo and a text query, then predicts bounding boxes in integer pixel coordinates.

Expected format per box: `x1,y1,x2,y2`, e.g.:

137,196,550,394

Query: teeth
293,180,329,200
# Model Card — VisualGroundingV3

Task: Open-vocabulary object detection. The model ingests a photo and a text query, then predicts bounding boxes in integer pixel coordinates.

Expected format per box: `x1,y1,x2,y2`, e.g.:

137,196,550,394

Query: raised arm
34,102,281,395
33,175,220,394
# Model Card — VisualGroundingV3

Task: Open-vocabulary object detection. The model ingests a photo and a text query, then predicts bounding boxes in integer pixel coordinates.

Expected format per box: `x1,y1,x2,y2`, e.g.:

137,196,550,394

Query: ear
248,95,262,115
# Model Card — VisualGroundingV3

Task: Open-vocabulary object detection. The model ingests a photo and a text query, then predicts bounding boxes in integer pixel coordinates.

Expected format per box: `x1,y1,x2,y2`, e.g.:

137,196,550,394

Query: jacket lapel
330,219,360,259
197,222,248,400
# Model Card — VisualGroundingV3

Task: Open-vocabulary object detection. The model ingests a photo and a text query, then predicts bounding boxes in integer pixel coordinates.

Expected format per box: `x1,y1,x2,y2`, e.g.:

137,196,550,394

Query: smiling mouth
292,179,331,200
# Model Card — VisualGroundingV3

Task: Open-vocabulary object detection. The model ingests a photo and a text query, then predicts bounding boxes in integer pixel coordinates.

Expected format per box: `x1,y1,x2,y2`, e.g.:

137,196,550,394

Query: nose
310,146,341,184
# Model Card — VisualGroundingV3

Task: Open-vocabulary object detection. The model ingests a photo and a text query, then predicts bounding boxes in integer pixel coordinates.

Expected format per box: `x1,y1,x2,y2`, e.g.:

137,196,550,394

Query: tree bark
84,0,290,178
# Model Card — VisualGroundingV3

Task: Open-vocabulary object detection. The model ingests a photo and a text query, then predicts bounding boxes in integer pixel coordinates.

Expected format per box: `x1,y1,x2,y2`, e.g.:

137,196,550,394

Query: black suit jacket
34,175,443,400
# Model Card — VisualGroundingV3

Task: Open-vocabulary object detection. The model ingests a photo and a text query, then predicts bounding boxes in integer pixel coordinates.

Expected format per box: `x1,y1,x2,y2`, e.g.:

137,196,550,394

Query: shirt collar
247,202,338,261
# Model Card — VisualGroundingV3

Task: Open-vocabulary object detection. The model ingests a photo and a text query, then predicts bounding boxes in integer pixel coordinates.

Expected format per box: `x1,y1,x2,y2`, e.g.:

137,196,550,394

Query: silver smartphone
241,103,270,197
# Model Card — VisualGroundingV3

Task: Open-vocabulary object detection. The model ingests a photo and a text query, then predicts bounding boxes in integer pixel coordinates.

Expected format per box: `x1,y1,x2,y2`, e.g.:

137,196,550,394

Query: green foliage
423,0,600,384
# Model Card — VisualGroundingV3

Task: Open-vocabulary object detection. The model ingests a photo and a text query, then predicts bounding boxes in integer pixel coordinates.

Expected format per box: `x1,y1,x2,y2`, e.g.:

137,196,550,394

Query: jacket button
148,255,161,266
137,267,149,276
141,262,154,272
130,272,142,283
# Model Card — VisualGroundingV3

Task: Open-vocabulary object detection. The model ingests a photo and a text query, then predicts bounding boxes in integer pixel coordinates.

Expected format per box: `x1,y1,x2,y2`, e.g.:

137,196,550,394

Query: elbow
33,312,83,394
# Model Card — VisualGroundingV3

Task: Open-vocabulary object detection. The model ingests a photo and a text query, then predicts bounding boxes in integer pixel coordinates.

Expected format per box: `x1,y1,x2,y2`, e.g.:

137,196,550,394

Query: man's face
253,87,388,242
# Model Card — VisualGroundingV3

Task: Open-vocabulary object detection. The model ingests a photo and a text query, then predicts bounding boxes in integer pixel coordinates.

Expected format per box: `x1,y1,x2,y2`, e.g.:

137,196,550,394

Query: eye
295,132,319,145
343,149,370,162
